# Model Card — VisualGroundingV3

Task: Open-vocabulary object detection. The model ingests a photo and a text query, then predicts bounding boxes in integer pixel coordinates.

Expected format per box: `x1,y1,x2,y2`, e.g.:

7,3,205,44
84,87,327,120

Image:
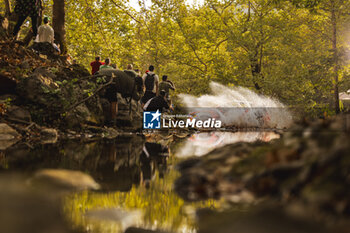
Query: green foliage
7,0,350,116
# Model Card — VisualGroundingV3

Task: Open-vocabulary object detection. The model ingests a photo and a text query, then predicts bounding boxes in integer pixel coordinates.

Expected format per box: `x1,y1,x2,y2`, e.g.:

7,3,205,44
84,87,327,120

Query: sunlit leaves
20,0,349,114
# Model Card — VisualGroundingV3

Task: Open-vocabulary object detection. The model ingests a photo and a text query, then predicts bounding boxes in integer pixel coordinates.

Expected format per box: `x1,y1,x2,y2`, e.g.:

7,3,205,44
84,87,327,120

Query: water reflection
140,142,169,188
0,131,278,233
175,131,280,157
2,136,171,192
64,137,213,233
92,137,144,191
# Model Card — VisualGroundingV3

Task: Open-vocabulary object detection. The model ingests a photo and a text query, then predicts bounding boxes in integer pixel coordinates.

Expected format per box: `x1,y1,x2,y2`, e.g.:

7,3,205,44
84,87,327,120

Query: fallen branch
65,76,114,113
3,115,32,125
76,74,106,81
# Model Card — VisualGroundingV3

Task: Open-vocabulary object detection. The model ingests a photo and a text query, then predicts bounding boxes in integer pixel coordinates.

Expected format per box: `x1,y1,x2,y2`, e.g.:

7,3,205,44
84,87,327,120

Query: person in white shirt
142,65,159,94
141,65,159,105
37,17,54,43
36,17,60,53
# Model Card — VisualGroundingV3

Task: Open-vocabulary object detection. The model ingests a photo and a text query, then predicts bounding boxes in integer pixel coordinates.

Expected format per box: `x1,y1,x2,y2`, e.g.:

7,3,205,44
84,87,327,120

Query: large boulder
30,169,100,192
6,105,31,122
64,102,104,128
16,73,60,107
175,115,350,220
33,67,57,80
16,67,105,125
55,65,90,81
116,93,142,129
0,174,79,233
29,42,59,59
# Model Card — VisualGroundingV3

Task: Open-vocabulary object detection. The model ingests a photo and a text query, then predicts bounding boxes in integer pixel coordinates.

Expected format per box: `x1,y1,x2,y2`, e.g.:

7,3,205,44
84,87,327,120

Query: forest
2,0,350,117
1,1,350,233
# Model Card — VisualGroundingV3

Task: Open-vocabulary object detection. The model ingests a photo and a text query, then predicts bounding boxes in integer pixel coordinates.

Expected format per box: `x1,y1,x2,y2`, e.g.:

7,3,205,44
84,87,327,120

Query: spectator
99,58,113,70
159,75,175,99
36,17,60,53
90,56,104,75
141,65,159,105
13,0,42,40
124,64,138,78
37,17,54,43
144,90,172,112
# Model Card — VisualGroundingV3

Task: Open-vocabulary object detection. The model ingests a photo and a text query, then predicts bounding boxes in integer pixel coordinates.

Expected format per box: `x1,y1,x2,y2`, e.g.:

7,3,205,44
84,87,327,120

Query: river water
0,131,279,233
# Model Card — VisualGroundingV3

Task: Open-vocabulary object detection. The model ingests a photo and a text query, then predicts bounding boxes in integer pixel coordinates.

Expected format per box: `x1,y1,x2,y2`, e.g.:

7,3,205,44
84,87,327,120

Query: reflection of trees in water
2,136,170,192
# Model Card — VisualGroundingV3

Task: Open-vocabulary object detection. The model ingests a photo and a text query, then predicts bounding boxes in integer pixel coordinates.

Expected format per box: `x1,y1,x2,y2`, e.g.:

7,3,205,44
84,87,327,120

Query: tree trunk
4,0,11,17
250,45,264,90
331,1,340,114
52,0,66,54
251,58,262,90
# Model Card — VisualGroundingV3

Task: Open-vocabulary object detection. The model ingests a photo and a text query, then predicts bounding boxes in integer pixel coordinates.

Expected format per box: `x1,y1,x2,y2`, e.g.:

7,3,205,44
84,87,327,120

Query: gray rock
16,73,59,106
116,93,142,129
33,67,57,80
0,174,79,233
66,103,101,126
197,205,328,233
6,105,31,122
30,169,100,192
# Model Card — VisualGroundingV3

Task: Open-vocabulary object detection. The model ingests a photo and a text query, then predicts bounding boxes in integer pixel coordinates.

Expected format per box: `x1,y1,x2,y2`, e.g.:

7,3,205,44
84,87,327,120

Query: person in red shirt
90,56,104,75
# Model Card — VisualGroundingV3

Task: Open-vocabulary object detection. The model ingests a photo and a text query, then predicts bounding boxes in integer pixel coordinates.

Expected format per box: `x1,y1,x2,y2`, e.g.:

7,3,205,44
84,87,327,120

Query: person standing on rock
90,56,104,75
13,0,43,40
141,65,159,106
96,63,119,126
159,75,175,99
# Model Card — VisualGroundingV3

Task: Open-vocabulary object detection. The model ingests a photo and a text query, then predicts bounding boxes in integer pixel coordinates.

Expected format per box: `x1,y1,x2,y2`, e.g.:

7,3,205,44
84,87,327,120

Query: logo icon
143,110,161,129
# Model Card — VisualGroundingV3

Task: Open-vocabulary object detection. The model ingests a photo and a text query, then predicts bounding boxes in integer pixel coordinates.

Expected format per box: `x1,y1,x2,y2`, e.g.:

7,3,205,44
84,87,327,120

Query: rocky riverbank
0,40,143,150
175,114,350,232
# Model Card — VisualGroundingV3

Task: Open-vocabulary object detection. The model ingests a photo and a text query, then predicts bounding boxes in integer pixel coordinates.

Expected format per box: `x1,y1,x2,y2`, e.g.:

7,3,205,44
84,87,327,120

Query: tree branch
176,19,208,72
65,76,114,113
110,0,142,25
4,0,12,17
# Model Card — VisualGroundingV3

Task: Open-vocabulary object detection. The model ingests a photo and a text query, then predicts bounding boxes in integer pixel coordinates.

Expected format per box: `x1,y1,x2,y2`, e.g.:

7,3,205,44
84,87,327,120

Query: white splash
179,82,293,128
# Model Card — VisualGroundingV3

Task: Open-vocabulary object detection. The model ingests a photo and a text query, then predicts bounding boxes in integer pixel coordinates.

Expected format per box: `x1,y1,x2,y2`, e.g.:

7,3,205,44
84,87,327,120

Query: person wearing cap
36,17,60,53
37,17,54,43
